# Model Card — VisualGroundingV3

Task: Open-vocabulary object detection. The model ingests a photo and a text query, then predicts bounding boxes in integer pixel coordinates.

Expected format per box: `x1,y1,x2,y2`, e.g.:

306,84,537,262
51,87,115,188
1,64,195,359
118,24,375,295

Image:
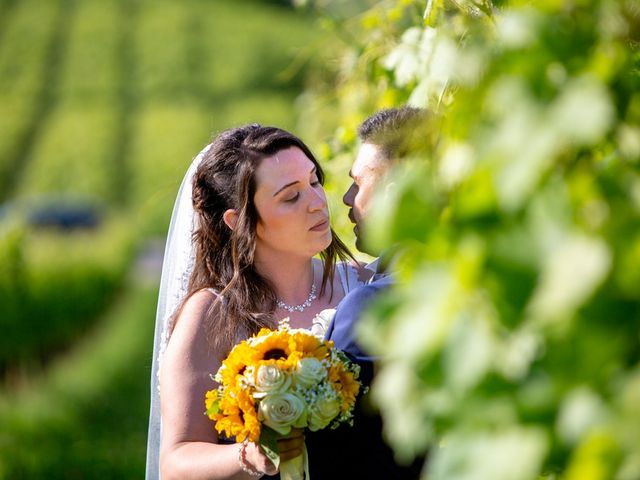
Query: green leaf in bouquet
205,401,220,417
259,426,281,471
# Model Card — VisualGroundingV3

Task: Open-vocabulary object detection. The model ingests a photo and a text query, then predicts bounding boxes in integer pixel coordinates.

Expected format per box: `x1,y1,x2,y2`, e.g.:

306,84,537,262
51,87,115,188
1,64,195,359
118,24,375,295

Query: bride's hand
244,429,305,475
244,441,279,476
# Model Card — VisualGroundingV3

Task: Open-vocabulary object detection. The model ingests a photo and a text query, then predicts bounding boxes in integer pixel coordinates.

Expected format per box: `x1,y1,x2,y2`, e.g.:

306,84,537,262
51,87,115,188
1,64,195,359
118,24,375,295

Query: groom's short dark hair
357,106,429,161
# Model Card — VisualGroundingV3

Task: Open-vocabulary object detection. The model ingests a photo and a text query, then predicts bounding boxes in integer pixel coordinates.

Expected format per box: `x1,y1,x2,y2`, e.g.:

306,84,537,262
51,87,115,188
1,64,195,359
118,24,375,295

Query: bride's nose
307,186,327,212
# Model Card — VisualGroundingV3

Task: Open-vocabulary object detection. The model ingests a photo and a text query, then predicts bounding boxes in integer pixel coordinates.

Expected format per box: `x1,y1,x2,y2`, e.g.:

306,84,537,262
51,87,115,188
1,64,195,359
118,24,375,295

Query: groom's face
343,142,388,254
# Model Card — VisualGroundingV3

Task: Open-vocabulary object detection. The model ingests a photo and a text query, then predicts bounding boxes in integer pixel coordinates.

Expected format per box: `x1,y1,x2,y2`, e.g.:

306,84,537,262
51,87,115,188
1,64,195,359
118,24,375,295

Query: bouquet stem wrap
279,442,309,480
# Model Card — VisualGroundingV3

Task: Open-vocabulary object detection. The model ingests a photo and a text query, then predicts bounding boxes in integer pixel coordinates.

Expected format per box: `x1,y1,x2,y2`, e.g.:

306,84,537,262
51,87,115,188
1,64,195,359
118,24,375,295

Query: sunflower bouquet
205,320,362,480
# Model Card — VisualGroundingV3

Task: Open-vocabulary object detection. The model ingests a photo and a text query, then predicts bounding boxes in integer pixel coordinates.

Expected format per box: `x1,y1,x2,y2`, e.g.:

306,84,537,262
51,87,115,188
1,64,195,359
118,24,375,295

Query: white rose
310,308,336,339
253,364,291,398
295,357,326,389
308,394,341,432
258,392,307,435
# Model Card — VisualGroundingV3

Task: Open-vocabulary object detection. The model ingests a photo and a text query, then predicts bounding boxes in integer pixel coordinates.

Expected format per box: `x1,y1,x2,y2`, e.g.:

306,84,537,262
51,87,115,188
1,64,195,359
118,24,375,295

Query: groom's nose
343,183,356,207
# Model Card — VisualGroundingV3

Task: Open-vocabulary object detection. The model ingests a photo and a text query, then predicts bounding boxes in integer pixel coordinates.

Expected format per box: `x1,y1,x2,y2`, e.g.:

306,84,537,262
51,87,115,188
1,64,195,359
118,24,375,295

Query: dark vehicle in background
0,197,103,230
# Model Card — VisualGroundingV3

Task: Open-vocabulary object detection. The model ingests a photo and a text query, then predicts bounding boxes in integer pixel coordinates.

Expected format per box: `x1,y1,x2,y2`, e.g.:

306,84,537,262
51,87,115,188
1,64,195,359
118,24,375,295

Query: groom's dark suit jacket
306,274,424,479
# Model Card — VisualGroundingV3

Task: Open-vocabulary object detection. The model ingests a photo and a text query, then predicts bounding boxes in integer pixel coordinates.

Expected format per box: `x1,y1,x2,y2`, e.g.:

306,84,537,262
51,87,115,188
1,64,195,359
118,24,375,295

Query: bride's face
253,146,331,260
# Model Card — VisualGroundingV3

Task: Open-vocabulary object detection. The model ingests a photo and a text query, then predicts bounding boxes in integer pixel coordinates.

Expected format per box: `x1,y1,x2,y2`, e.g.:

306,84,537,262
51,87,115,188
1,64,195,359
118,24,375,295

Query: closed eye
285,192,300,203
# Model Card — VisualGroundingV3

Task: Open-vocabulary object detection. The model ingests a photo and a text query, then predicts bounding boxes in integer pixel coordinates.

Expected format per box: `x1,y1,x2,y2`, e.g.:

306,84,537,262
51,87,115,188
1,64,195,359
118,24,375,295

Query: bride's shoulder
193,287,222,301
173,288,221,330
161,289,223,387
183,287,220,306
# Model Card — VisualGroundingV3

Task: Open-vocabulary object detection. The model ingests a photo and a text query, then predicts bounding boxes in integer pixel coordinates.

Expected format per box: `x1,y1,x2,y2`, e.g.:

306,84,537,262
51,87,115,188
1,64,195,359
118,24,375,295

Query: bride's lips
310,218,329,232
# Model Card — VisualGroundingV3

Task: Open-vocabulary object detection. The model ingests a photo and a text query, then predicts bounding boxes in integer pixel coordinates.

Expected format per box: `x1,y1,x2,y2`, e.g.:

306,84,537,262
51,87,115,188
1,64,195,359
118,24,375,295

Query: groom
307,106,429,479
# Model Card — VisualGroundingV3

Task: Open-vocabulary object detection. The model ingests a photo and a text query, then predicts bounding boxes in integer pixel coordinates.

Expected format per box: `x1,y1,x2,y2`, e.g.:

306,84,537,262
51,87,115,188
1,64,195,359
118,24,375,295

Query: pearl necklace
276,265,317,313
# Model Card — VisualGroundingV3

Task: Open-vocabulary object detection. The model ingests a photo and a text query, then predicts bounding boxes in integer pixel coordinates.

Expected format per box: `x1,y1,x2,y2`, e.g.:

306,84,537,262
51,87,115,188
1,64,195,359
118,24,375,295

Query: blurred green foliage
0,0,62,196
0,284,158,479
15,102,124,204
0,219,134,370
300,0,640,479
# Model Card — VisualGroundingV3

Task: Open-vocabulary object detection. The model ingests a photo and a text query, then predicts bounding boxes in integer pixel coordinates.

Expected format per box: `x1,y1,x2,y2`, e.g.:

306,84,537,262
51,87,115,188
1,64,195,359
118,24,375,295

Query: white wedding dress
308,260,364,339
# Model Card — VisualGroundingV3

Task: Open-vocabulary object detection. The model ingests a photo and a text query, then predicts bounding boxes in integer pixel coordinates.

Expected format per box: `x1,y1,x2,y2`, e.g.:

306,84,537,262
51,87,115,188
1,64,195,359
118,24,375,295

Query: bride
145,124,364,479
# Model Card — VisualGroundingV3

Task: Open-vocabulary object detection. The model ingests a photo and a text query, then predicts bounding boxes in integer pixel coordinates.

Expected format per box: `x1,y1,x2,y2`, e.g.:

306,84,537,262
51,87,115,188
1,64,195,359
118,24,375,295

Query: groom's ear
223,209,238,231
383,180,397,198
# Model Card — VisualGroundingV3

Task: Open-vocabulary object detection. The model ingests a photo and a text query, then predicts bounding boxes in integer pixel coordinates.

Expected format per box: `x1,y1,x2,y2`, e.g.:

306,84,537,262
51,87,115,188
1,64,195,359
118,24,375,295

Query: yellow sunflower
289,331,329,359
338,369,360,411
215,414,245,439
328,364,360,411
219,342,263,384
241,405,261,443
283,356,300,372
235,388,254,412
250,329,292,361
218,391,241,416
327,364,341,385
254,357,297,375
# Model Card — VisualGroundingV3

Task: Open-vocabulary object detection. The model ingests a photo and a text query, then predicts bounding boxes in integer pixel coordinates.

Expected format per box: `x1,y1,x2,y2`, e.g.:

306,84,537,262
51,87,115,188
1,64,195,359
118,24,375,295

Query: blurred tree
299,0,640,479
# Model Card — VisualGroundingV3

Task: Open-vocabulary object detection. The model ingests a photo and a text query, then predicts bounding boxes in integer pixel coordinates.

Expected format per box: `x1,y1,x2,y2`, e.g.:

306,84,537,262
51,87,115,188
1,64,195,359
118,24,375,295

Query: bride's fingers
246,442,278,475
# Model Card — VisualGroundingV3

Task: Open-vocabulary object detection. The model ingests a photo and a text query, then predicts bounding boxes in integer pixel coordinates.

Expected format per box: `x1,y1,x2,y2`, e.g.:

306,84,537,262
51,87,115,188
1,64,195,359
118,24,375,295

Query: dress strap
337,261,363,295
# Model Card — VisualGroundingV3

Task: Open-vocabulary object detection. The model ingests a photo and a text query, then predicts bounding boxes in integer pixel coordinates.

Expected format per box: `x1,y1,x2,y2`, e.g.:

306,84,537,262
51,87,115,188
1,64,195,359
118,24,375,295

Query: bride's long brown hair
184,124,354,355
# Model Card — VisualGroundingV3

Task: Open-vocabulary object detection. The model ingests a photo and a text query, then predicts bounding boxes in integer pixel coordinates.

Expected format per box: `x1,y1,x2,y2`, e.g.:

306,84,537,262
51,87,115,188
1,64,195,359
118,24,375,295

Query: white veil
145,143,212,480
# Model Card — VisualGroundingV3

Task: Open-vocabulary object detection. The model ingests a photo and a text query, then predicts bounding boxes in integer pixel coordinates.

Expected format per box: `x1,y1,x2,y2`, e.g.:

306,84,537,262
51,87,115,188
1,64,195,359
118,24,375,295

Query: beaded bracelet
238,440,263,477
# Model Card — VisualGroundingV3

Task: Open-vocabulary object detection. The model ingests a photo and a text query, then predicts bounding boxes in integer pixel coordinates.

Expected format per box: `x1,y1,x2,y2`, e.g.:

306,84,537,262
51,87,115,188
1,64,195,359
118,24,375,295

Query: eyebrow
273,167,317,197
